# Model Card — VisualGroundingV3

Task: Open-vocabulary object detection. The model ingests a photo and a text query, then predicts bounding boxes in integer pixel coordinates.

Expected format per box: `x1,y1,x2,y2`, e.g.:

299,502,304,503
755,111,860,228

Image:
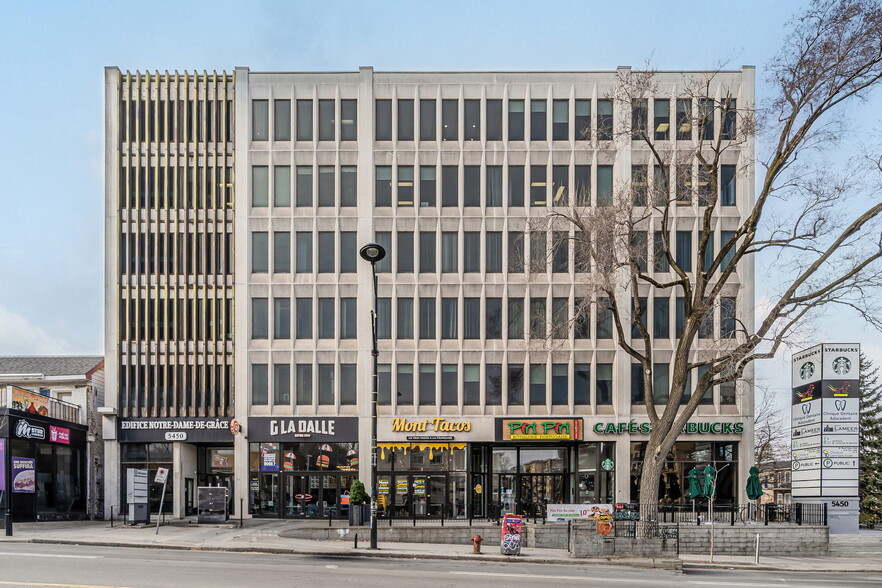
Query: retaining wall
676,524,828,555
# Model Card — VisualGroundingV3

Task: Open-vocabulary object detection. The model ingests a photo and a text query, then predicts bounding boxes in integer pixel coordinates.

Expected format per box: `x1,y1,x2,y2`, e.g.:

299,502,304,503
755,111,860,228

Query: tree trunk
637,442,664,538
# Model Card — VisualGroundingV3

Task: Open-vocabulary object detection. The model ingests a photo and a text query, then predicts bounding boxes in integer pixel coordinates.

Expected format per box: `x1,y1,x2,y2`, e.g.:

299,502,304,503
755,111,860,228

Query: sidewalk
1,519,881,573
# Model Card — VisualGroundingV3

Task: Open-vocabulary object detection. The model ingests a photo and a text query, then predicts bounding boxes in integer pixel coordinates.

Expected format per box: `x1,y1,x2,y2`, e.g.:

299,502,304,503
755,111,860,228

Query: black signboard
821,379,857,399
248,417,358,442
118,418,233,443
5,413,88,446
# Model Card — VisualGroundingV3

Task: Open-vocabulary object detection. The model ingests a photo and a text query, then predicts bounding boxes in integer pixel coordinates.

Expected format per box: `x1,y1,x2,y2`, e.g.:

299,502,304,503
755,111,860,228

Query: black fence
610,502,828,526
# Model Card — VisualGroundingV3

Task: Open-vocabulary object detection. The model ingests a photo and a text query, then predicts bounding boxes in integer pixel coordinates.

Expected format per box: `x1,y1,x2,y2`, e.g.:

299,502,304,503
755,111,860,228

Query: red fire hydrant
471,534,483,554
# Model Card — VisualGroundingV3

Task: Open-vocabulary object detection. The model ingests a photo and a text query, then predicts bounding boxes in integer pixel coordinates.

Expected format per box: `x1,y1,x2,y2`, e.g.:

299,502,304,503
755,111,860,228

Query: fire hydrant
471,534,483,554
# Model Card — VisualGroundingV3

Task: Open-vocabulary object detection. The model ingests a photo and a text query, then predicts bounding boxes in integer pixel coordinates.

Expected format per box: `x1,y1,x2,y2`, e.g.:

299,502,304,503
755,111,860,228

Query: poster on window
12,457,36,494
260,443,280,471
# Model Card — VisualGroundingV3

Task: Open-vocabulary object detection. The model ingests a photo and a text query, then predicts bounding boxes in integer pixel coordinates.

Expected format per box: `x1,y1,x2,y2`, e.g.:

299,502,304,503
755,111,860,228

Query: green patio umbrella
686,467,704,499
703,465,717,499
746,466,763,500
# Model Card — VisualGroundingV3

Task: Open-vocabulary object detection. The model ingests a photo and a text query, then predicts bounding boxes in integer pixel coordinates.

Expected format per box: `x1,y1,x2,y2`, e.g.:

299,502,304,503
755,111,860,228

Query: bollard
354,532,358,549
471,534,483,554
240,498,244,529
755,533,760,564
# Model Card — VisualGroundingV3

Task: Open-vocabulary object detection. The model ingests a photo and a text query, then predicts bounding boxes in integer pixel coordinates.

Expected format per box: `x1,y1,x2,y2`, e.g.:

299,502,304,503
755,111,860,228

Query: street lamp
359,242,386,549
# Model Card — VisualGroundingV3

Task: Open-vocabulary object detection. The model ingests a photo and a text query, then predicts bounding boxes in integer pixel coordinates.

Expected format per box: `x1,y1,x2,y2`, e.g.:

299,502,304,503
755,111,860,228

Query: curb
9,538,681,571
683,562,882,573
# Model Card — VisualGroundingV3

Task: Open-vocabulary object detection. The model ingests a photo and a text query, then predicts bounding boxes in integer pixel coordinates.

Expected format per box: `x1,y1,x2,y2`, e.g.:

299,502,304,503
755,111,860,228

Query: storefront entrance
283,474,356,518
378,473,462,518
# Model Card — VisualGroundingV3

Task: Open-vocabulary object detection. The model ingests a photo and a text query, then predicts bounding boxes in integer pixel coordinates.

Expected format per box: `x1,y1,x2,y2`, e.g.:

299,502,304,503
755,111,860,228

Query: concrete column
615,438,631,502
173,443,197,519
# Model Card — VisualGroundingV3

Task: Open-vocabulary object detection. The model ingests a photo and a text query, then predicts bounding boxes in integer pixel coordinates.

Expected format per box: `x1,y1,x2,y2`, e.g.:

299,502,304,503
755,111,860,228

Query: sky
0,1,879,407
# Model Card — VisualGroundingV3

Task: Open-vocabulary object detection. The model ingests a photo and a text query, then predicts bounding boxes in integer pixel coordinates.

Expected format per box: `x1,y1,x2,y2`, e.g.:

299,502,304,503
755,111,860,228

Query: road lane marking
451,571,658,582
0,582,134,588
0,552,101,559
326,565,339,569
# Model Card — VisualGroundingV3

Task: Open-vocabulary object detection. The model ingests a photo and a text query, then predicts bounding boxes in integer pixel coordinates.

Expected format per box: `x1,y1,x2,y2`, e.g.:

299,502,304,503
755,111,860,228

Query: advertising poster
546,503,613,522
11,457,36,494
0,440,5,492
259,443,280,472
11,386,49,416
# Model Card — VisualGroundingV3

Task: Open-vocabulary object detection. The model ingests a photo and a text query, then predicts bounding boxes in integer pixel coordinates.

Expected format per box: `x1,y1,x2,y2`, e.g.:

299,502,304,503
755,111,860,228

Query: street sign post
154,467,169,534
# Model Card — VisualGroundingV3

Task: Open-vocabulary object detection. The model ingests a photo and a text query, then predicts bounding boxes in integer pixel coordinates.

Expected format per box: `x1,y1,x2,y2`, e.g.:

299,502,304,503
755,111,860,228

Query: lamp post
359,242,386,549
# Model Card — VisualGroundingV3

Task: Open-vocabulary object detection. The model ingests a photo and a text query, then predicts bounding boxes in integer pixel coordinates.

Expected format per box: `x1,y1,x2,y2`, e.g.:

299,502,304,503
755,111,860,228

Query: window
597,99,613,140
676,164,692,204
252,100,268,141
530,231,546,273
464,166,480,206
486,297,502,339
398,166,414,206
597,165,613,206
397,232,414,273
274,165,291,207
273,297,291,339
721,296,737,338
654,99,670,141
721,379,736,405
464,365,480,405
376,99,392,141
319,99,335,141
252,364,268,405
420,166,436,207
486,166,502,207
486,231,502,273
654,164,670,205
295,297,311,339
552,231,569,273
653,231,669,272
397,297,413,339
341,231,357,273
551,364,568,405
653,363,670,404
318,364,335,405
700,230,714,273
295,166,311,207
318,165,335,206
419,231,436,273
574,298,590,338
503,297,523,340
441,298,458,339
295,364,312,405
698,365,713,405
379,364,392,405
318,231,334,273
596,298,613,339
530,99,546,141
441,232,458,273
552,165,568,206
508,165,524,206
274,364,291,405
486,99,502,140
395,363,413,406
375,166,391,206
596,363,613,405
722,98,737,140
273,99,290,141
441,364,458,405
295,231,312,273
631,231,648,272
675,231,692,272
273,231,290,273
574,165,590,205
252,232,268,273
721,230,737,271
509,100,525,141
530,364,546,405
530,297,546,339
698,164,715,206
464,231,480,272
530,165,547,206
419,99,436,140
335,364,355,406
464,99,480,141
552,99,568,140
676,98,692,140
487,364,502,405
508,365,524,405
552,297,568,339
464,298,480,339
419,297,436,339
341,166,357,206
340,298,356,339
721,165,736,206
675,297,685,338
632,165,648,206
252,166,269,207
252,298,268,339
318,298,334,339
631,364,645,404
699,306,714,339
398,99,414,141
296,100,313,140
631,296,647,339
419,364,436,406
441,166,458,206
376,232,392,273
575,99,591,140
699,98,714,141
632,98,648,140
341,99,357,141
508,231,524,273
575,364,590,404
377,298,391,339
442,99,458,141
653,296,670,338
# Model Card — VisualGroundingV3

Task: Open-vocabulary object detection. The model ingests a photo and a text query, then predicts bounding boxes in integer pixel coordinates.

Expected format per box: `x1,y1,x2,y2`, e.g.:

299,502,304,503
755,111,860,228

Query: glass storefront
6,437,86,521
630,441,739,504
249,442,358,518
120,443,173,514
376,443,467,518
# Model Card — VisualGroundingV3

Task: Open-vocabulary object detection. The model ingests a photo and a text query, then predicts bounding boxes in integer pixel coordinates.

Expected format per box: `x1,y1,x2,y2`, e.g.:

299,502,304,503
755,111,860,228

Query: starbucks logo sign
800,361,815,381
832,356,852,376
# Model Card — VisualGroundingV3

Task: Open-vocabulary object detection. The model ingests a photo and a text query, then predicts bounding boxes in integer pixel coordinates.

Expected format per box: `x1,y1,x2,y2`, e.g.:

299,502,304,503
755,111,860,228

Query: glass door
428,475,446,517
411,475,428,516
258,473,279,516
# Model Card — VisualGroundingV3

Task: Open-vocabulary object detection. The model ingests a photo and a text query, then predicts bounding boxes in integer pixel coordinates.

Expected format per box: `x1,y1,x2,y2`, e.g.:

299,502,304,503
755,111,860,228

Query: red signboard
49,425,70,445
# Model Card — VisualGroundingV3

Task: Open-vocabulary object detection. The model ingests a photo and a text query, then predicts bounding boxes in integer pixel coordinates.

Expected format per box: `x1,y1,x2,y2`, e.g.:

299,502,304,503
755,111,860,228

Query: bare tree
550,0,882,533
754,385,789,467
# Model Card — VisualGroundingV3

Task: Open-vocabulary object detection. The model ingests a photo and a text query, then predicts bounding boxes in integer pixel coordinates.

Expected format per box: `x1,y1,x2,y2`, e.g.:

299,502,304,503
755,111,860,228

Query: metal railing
374,501,542,526
0,385,82,424
609,502,828,526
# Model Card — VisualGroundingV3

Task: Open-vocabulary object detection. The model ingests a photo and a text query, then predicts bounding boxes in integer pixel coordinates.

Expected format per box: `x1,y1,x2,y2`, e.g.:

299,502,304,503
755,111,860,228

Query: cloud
0,304,75,355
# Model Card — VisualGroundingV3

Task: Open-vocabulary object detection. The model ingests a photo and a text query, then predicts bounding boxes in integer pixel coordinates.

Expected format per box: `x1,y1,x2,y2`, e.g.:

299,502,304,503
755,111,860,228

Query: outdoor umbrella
746,466,763,500
703,465,717,499
687,467,704,499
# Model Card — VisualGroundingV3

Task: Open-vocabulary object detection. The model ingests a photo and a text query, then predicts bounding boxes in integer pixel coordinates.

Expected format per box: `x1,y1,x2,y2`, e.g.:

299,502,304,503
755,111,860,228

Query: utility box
126,468,149,524
197,487,228,524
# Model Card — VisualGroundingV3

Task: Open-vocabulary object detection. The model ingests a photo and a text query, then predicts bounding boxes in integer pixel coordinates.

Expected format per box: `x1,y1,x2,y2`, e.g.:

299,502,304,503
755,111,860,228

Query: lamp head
359,242,386,264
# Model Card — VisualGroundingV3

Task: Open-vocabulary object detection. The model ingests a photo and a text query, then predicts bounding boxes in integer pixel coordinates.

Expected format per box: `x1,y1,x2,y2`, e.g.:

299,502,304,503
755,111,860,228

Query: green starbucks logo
832,356,852,376
601,458,615,471
800,361,815,381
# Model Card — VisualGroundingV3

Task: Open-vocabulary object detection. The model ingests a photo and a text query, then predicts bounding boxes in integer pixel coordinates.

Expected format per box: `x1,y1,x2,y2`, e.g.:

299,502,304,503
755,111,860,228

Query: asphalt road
0,543,880,588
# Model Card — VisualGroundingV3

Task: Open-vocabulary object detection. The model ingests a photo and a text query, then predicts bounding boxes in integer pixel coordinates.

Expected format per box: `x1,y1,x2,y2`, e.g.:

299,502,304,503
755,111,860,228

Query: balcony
0,385,81,424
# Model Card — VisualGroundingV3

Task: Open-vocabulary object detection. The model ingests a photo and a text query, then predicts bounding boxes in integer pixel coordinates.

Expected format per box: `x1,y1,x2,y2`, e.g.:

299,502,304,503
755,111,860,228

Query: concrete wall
676,524,828,556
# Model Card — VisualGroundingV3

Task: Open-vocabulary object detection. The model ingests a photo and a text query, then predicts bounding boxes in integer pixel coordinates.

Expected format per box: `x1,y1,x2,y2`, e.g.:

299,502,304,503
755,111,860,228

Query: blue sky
0,1,879,401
